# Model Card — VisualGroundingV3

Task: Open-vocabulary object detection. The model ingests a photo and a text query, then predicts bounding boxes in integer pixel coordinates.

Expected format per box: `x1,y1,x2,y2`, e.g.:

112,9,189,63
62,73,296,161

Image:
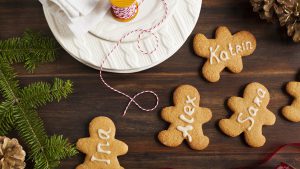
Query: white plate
43,0,202,73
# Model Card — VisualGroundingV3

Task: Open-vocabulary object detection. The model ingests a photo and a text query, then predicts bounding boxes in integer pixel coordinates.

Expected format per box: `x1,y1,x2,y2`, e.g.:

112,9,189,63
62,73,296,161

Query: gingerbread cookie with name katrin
193,26,256,82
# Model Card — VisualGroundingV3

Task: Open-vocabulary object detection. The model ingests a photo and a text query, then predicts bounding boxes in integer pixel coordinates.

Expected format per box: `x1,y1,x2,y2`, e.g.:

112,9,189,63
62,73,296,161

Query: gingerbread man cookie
193,26,257,82
76,116,128,169
158,85,212,150
219,82,276,147
282,81,300,122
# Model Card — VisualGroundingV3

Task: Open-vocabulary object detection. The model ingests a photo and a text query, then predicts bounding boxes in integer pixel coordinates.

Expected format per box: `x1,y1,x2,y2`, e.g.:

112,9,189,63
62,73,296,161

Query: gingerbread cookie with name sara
158,85,212,150
219,82,276,148
76,116,128,169
193,26,257,82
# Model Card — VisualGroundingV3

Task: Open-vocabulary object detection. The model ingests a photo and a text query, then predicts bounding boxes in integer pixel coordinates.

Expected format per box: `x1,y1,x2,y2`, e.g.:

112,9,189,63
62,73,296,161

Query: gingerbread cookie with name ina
219,82,276,147
76,116,128,169
282,81,300,122
193,26,257,82
158,85,212,150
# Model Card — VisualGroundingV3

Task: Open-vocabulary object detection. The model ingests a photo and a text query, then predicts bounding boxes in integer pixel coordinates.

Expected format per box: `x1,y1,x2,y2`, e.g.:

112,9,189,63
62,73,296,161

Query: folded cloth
39,0,111,35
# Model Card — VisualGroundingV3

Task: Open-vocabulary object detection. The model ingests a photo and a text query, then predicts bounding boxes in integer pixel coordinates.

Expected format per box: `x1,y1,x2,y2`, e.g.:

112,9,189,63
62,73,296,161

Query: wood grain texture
1,0,300,168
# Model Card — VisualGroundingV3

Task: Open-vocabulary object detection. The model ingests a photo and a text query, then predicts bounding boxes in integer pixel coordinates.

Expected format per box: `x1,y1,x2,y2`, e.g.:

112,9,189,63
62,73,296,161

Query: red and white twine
111,2,138,20
99,0,169,116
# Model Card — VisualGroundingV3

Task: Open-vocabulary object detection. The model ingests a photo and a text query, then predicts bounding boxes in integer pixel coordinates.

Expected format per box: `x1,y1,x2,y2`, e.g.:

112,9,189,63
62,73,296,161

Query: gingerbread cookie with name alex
158,85,212,150
193,26,257,82
219,82,276,147
76,116,128,169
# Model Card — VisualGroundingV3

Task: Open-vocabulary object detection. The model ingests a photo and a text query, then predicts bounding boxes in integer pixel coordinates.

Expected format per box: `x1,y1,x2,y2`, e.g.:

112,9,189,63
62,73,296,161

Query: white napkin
39,0,111,35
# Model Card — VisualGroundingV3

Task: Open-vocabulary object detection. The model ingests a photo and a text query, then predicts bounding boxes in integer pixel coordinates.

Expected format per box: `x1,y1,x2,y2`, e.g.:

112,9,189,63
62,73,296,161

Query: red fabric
160,143,300,169
275,162,295,169
237,143,300,169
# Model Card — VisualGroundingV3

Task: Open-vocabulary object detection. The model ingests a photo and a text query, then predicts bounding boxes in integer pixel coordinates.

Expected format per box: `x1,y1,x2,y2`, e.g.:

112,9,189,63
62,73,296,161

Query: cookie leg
283,106,300,122
219,119,243,137
202,62,225,82
188,134,209,151
227,57,243,74
76,163,92,169
244,127,266,147
111,158,124,169
76,164,89,169
158,129,184,147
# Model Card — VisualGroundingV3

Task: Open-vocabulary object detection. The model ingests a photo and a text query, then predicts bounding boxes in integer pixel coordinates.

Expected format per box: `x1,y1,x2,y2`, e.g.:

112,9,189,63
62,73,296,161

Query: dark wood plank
1,0,300,169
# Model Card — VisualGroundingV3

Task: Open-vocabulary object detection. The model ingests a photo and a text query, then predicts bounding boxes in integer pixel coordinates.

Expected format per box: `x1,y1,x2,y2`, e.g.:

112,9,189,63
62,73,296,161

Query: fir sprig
0,30,57,72
0,31,77,169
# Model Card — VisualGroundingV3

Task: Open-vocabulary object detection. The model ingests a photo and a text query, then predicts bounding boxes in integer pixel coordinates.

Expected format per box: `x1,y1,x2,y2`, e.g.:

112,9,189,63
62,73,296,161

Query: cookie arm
282,104,300,122
76,138,92,154
286,81,300,97
261,109,276,126
233,31,256,57
193,34,210,58
197,107,212,123
161,107,176,123
227,96,245,112
112,140,129,156
219,118,243,137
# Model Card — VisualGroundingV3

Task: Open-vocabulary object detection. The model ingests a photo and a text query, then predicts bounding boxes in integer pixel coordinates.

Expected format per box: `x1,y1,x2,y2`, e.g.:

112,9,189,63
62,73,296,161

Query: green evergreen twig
0,31,77,169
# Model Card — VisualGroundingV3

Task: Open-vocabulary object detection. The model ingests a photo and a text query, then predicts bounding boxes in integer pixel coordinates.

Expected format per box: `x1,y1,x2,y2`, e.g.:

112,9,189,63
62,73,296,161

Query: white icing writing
176,95,196,142
237,88,267,131
180,114,194,124
98,129,111,140
97,142,111,154
210,41,253,64
177,125,193,142
186,95,197,107
91,128,112,164
91,155,111,164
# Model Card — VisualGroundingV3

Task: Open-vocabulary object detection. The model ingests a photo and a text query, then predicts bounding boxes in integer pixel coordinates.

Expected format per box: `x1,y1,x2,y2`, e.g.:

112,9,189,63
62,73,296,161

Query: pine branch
9,78,76,169
14,106,50,169
51,78,73,102
20,82,52,108
45,135,78,168
0,30,57,72
0,31,77,169
20,78,73,109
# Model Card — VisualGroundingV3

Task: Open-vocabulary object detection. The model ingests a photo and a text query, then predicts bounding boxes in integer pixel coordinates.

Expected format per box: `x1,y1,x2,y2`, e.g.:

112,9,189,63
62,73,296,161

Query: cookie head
89,117,116,139
243,82,270,108
173,85,200,106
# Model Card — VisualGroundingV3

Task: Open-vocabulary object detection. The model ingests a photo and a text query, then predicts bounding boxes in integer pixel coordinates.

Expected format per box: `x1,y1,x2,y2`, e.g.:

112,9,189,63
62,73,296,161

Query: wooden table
1,0,300,168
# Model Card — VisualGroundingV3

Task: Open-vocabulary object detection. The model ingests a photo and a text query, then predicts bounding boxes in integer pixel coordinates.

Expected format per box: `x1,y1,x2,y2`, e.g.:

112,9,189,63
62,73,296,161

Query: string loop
111,2,138,20
99,0,169,116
